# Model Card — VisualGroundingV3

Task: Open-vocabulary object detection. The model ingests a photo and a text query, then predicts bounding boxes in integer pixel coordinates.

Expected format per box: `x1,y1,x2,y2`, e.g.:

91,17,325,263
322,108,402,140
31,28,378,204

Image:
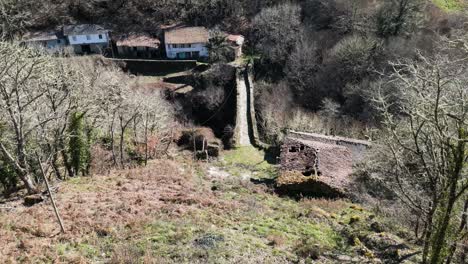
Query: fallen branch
36,154,65,233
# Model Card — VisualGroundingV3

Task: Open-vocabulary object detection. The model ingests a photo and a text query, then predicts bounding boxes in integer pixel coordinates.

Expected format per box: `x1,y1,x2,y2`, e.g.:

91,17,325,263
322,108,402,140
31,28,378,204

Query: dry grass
0,154,414,263
0,159,228,263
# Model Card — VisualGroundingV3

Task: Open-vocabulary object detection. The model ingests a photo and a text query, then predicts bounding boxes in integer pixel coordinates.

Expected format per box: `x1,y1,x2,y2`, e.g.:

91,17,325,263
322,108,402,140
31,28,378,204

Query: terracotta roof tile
116,34,160,49
164,27,209,44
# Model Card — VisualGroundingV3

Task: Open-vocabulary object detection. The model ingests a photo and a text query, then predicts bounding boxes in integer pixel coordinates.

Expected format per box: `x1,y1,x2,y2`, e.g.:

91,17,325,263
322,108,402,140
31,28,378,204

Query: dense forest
1,0,467,263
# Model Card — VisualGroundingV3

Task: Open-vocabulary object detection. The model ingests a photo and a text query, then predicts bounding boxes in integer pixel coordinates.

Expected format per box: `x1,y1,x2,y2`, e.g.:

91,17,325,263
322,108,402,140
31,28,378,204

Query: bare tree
0,0,31,40
0,43,58,193
371,43,468,264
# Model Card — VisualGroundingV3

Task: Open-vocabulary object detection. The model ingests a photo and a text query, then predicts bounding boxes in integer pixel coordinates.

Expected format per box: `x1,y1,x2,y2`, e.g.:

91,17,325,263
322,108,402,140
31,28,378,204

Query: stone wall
287,130,370,162
280,138,319,176
106,58,197,76
233,62,267,148
277,137,355,197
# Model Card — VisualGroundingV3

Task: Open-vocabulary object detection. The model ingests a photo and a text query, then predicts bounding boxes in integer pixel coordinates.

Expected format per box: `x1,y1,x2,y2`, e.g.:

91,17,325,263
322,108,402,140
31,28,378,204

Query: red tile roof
164,27,209,44
116,34,160,49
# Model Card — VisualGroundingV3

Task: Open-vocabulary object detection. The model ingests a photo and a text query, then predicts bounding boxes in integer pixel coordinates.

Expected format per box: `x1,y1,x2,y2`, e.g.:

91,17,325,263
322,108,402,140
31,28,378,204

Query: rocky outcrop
23,194,44,206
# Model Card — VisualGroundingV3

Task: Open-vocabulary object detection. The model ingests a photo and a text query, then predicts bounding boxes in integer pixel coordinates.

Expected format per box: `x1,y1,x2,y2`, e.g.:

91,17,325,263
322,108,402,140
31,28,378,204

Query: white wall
67,33,109,45
165,43,208,59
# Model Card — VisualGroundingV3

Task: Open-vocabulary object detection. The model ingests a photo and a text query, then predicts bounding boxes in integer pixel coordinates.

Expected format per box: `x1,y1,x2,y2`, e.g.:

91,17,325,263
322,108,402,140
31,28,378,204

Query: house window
186,44,191,48
99,34,103,39
72,36,77,41
57,39,61,44
86,35,91,40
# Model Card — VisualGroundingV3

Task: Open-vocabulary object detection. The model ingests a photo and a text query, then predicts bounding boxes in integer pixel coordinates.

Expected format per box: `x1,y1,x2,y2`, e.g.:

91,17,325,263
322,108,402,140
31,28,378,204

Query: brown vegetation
0,159,229,262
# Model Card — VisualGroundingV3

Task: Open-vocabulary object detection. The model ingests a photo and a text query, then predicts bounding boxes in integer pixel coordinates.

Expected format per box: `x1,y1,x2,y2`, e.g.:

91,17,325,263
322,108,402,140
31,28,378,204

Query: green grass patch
222,146,278,180
433,0,464,11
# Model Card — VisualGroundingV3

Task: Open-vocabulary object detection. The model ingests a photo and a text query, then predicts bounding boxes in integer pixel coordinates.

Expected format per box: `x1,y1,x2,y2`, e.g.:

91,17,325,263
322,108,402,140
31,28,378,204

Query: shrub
0,158,18,196
375,0,422,38
68,112,93,176
330,35,379,75
251,3,302,78
294,238,324,260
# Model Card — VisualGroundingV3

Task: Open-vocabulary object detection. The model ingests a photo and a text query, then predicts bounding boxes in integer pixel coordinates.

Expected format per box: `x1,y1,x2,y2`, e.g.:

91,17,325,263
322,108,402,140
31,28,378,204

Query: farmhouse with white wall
164,27,209,59
63,24,110,54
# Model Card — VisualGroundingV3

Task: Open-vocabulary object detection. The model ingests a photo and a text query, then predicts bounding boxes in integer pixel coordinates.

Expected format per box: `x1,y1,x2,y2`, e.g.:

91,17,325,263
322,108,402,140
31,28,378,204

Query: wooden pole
37,155,65,233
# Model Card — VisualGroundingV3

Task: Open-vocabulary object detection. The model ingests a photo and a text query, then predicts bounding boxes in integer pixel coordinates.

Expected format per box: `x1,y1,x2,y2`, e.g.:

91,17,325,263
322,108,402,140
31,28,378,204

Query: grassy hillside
433,0,465,11
0,148,419,263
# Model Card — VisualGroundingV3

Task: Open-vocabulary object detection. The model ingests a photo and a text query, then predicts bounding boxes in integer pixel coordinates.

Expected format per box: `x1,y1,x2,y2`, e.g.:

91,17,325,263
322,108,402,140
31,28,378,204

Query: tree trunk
422,205,436,264
445,199,468,264
144,114,149,166
119,117,126,168
61,148,74,178
430,192,457,264
0,143,38,194
430,137,465,264
110,114,117,166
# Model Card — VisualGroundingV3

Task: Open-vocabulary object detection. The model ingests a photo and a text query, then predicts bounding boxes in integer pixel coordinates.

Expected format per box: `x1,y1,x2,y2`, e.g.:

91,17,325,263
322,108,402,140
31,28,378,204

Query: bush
375,0,422,38
301,0,338,30
284,36,322,107
330,35,379,76
0,158,18,196
177,127,220,151
68,112,92,176
251,3,302,79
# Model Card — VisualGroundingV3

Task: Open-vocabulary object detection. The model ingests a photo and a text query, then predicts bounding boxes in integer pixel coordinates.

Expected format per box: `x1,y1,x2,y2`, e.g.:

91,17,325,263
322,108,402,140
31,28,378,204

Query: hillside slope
0,148,419,263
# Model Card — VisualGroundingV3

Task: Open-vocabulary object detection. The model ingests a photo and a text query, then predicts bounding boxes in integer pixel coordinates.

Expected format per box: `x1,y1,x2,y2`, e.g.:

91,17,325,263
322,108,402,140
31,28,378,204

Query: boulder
23,194,44,206
363,233,407,251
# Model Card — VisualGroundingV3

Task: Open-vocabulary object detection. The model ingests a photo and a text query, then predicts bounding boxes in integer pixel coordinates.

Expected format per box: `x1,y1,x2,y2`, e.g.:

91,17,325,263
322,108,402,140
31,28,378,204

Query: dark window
57,39,61,44
99,34,103,39
289,147,298,153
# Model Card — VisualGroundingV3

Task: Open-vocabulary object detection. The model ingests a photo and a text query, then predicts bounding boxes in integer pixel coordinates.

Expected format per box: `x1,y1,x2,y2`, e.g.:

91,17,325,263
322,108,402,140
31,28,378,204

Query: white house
63,24,110,54
23,31,66,51
164,27,209,59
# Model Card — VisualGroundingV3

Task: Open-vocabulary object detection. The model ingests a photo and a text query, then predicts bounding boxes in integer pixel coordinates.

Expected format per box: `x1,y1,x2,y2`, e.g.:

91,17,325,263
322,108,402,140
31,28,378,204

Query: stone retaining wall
105,58,197,76
288,130,370,162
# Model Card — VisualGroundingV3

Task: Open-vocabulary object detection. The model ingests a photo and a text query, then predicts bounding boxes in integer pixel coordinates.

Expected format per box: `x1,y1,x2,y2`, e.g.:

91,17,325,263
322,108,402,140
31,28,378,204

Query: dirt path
236,72,251,146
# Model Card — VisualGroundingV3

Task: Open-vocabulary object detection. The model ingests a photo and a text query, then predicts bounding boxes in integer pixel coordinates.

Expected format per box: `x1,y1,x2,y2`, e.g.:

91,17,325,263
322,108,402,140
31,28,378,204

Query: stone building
116,34,161,58
277,132,370,197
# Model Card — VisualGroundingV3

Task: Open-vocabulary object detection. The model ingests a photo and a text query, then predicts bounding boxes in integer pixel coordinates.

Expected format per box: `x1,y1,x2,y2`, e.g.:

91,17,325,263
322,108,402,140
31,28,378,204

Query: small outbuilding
277,137,354,197
277,131,371,197
226,34,245,58
116,34,161,58
23,31,66,51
